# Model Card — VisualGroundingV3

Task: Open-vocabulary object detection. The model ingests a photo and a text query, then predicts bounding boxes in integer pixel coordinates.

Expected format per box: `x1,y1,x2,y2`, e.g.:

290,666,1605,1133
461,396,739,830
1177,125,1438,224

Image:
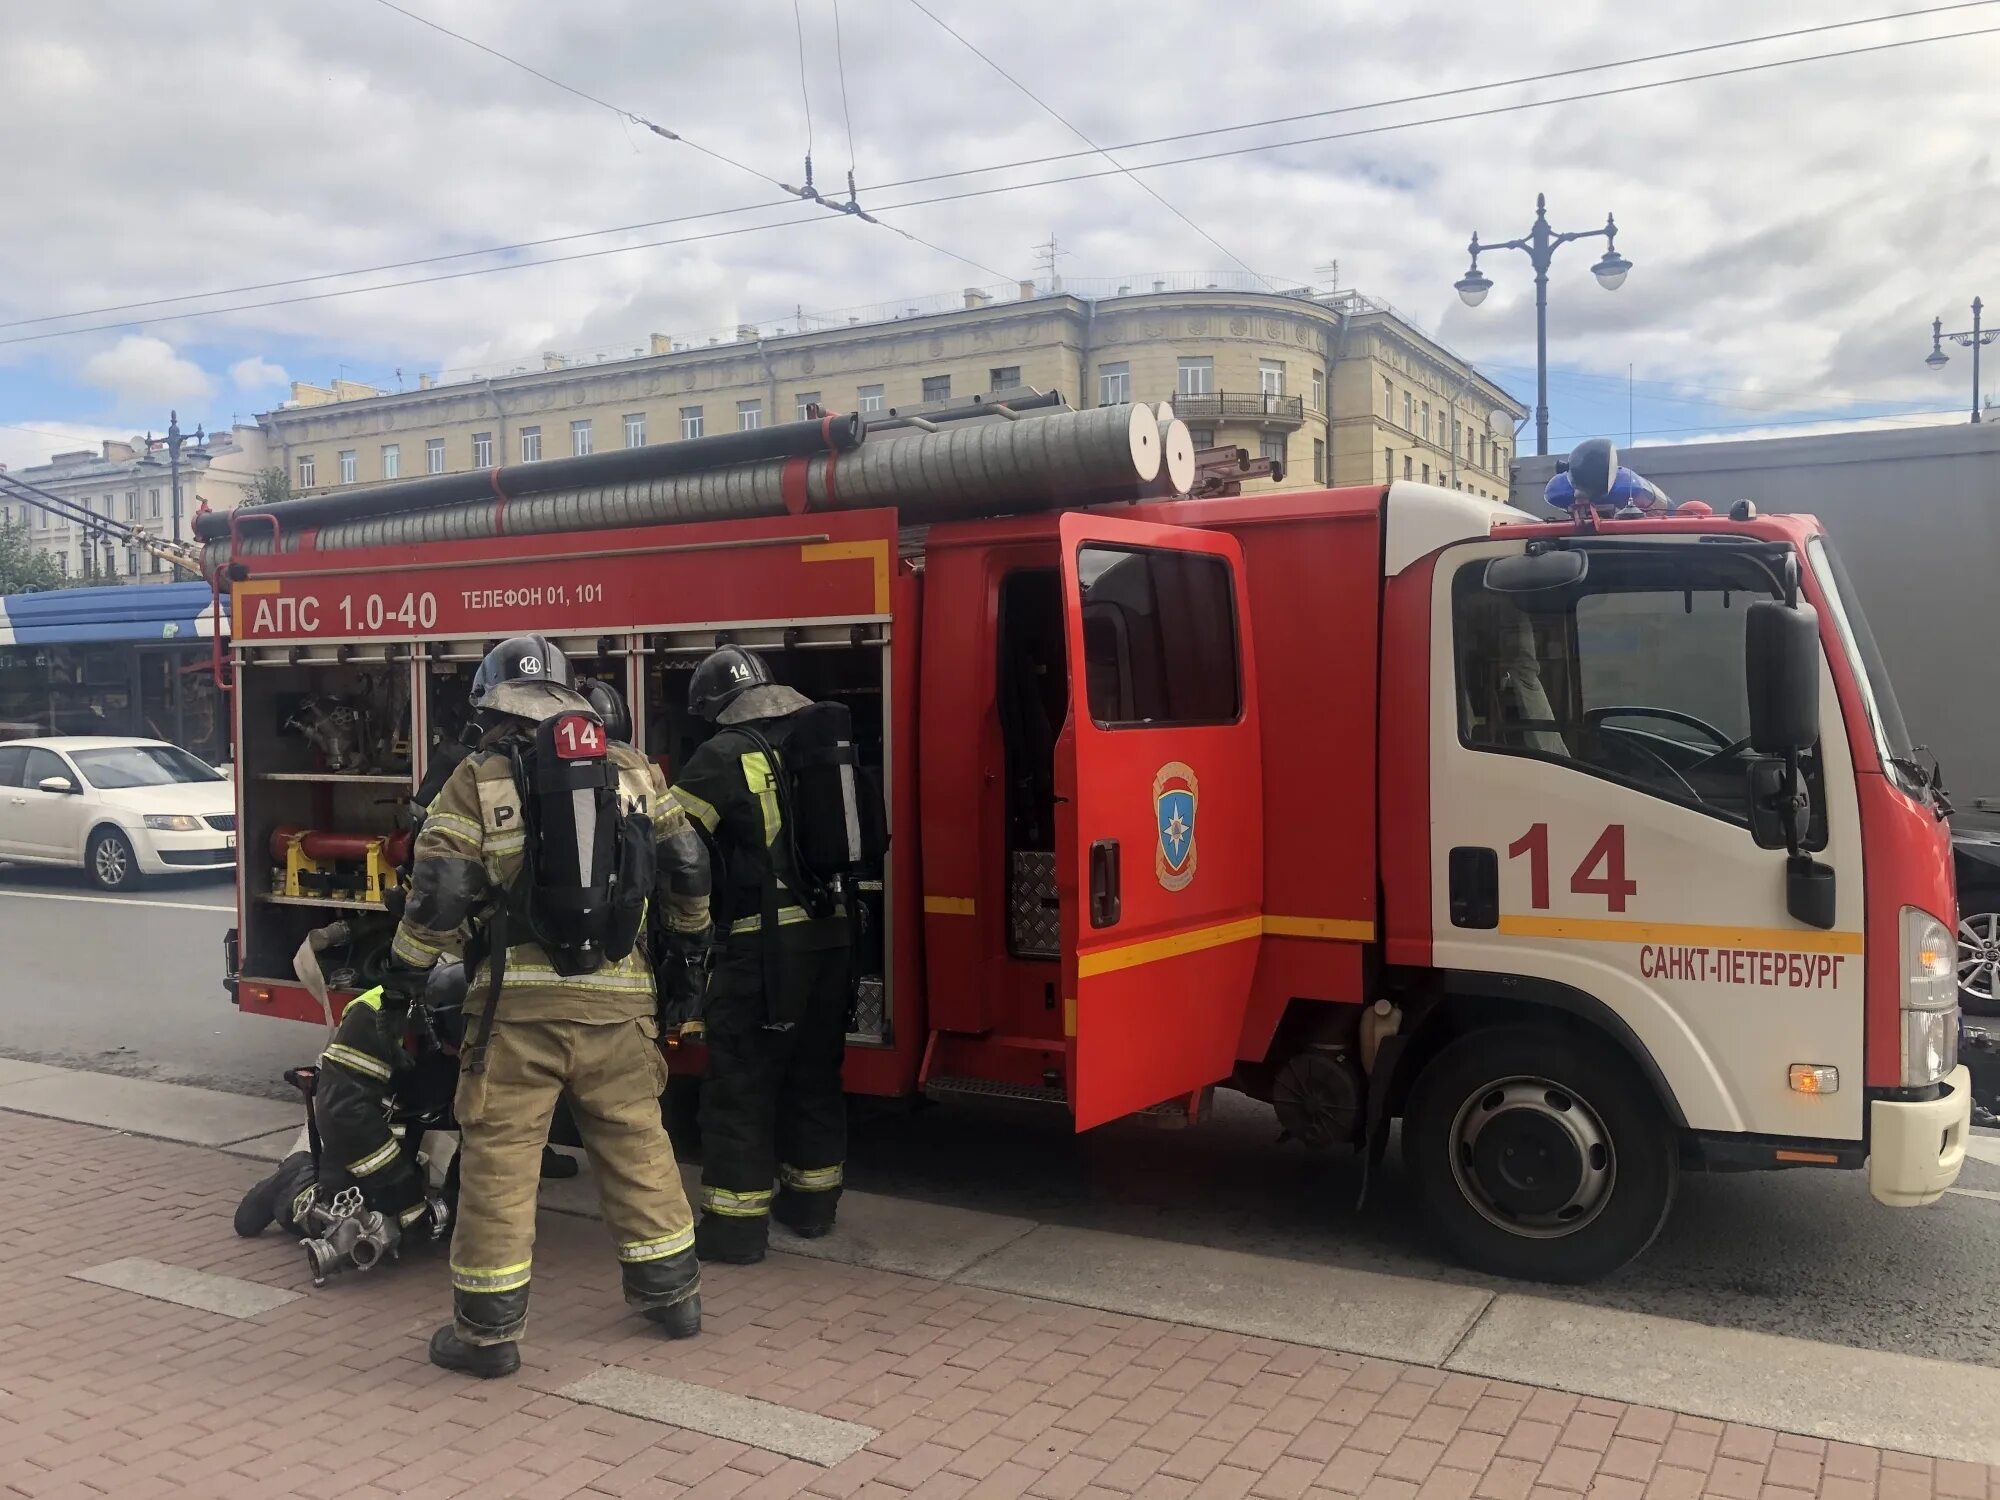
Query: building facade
0,427,266,584
259,276,1522,501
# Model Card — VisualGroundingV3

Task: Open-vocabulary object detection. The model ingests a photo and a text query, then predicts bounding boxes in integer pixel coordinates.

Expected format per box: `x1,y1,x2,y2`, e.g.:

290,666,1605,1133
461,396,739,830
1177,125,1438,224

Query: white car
0,736,235,890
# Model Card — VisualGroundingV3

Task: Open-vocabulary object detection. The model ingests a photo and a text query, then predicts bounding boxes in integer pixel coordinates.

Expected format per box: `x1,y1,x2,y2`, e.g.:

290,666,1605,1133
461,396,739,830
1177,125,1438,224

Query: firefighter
386,635,712,1379
672,647,852,1264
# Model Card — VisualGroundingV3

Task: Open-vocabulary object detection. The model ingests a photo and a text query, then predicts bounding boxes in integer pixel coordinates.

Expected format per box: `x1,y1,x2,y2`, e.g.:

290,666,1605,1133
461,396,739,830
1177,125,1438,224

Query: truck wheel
1403,1024,1675,1283
88,827,142,891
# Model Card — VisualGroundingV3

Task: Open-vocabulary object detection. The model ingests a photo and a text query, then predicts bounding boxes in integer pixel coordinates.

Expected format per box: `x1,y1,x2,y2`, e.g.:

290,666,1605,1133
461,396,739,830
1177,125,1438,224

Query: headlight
143,814,203,832
1900,906,1959,1086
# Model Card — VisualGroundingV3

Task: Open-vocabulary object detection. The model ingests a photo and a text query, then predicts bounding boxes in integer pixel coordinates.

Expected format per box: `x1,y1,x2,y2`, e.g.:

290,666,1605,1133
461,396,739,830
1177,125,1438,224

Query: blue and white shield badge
1153,761,1199,892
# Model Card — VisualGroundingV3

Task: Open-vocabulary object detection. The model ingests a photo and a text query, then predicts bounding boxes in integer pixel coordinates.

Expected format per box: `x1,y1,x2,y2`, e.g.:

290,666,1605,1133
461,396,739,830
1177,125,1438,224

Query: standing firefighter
673,647,882,1263
386,636,712,1378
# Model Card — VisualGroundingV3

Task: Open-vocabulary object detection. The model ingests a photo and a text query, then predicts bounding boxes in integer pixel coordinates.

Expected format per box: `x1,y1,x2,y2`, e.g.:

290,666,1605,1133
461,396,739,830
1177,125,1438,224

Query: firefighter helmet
470,635,590,723
580,679,631,743
688,646,772,722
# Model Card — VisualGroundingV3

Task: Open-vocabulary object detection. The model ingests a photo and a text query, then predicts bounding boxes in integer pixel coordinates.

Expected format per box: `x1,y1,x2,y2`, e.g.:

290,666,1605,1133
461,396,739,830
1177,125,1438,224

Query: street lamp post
1925,298,1996,424
163,410,204,544
1454,192,1632,457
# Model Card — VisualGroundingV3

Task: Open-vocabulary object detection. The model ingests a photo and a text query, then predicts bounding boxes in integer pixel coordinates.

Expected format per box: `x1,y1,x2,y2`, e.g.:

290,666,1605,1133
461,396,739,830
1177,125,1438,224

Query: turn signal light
1788,1064,1839,1095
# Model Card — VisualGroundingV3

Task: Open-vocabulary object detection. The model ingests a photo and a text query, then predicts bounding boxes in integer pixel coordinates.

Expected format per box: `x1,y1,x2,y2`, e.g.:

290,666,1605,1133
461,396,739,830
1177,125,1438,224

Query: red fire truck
206,399,1971,1282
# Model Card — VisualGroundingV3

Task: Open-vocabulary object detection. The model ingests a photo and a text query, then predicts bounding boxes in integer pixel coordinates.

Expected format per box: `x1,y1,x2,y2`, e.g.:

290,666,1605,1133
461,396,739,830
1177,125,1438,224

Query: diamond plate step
923,1075,1069,1108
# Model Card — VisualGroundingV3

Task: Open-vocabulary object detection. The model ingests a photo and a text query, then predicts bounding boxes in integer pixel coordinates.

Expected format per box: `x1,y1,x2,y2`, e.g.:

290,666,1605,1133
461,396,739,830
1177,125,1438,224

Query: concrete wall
1514,423,2000,804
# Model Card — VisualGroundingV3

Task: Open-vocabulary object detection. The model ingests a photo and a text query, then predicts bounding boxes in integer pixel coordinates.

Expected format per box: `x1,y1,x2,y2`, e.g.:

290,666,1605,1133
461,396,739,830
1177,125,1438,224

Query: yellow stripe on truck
1497,913,1863,955
1076,915,1263,978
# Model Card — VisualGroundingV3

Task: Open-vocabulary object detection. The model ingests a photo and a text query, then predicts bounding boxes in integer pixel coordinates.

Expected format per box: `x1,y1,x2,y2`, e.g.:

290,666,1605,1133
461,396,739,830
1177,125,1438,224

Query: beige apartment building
260,275,1523,504
0,427,266,583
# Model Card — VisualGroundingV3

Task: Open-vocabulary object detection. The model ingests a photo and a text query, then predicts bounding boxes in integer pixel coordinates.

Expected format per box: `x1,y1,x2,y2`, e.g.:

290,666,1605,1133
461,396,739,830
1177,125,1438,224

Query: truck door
1056,513,1263,1128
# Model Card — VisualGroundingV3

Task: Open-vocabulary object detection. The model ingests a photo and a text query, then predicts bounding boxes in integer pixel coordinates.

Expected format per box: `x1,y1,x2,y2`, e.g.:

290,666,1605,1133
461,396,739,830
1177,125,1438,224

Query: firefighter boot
694,1210,768,1264
644,1292,702,1339
428,1325,521,1379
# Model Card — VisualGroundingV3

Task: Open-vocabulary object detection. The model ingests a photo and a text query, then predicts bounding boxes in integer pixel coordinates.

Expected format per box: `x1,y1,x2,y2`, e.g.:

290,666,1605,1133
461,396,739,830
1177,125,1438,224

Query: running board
923,1075,1069,1108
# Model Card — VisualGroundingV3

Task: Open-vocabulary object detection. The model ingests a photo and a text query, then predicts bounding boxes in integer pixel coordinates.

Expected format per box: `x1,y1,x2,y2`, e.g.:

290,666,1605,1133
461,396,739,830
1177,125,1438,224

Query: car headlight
142,814,204,832
1900,906,1959,1086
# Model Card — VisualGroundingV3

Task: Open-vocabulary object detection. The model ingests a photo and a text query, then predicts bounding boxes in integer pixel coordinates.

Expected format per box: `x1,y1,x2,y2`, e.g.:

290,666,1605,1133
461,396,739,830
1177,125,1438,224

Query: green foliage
0,521,65,594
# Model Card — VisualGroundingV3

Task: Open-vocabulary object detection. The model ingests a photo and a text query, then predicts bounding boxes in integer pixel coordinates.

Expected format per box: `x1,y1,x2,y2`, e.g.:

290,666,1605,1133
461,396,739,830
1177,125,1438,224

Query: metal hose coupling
300,1187,403,1286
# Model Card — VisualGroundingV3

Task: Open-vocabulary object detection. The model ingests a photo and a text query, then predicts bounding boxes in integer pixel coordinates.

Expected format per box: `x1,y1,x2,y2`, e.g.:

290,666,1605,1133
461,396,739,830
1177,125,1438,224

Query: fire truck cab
216,409,1971,1282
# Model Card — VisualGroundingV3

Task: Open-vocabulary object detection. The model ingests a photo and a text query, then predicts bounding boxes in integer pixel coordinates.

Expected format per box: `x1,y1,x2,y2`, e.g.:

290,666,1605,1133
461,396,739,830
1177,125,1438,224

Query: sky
3,0,1998,474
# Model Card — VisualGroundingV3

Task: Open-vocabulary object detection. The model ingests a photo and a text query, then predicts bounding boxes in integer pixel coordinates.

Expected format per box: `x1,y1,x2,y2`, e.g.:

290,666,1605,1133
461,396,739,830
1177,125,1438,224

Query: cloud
230,355,288,392
80,336,213,407
0,420,125,474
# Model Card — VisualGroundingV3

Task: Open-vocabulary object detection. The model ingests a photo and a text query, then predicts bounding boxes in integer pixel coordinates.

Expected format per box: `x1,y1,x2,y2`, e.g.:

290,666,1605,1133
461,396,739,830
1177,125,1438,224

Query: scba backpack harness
462,708,655,1073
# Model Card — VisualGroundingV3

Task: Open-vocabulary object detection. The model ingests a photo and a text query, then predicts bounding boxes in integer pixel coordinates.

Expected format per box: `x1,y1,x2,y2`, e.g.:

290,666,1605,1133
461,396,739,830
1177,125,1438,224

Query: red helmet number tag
554,713,607,760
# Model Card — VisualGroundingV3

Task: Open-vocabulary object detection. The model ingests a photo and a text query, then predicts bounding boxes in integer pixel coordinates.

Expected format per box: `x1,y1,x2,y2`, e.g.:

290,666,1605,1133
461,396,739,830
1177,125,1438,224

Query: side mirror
1745,759,1806,851
1484,548,1588,594
36,775,77,795
1745,601,1819,754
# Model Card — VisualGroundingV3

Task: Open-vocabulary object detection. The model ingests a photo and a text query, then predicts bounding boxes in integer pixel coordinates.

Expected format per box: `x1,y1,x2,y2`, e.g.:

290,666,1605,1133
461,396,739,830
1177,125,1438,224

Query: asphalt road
3,864,1997,1369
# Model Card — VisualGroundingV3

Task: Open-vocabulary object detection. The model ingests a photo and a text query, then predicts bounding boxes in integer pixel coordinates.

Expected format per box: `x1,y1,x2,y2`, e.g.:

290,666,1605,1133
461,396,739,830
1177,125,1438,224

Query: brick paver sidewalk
0,1111,1992,1500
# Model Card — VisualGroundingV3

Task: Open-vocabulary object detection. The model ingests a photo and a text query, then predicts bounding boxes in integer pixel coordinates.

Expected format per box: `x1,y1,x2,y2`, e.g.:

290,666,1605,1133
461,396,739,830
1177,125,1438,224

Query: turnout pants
450,1014,695,1346
698,934,851,1253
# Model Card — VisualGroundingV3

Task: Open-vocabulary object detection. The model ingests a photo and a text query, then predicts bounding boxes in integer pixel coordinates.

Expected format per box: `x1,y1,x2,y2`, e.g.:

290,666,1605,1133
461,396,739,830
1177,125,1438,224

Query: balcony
1168,391,1304,428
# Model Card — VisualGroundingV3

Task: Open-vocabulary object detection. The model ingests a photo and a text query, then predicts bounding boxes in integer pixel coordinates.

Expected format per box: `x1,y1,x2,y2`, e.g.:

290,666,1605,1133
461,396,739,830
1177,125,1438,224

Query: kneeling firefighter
233,961,459,1281
672,647,884,1264
384,636,712,1378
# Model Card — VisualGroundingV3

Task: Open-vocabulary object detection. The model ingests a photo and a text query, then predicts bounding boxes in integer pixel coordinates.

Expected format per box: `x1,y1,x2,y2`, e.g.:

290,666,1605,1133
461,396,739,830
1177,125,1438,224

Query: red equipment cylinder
269,825,413,866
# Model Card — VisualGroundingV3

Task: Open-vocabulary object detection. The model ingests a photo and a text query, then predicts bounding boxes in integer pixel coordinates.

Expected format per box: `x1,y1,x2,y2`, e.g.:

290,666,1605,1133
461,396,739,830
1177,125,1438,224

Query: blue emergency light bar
1545,438,1673,516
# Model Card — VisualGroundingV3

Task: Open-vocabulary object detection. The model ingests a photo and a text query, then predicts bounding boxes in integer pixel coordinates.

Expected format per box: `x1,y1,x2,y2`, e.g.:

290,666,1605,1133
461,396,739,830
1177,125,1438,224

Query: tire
1956,890,2000,1017
87,827,142,891
1402,1023,1676,1284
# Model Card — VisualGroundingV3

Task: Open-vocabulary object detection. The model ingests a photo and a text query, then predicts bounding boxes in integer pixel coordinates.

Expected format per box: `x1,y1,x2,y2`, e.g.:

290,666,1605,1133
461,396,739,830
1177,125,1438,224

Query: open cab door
1056,512,1263,1129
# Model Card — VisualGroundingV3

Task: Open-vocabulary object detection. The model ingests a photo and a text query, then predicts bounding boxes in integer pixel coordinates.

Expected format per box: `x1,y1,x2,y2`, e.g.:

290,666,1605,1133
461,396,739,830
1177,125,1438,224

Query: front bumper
1866,1064,1972,1207
135,825,236,874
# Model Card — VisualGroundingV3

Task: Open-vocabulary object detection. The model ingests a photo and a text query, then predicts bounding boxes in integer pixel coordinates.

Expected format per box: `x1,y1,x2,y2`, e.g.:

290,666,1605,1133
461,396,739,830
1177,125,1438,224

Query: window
1311,368,1325,413
624,412,646,447
1259,360,1285,398
1384,447,1394,482
988,366,1021,392
570,419,593,456
858,385,884,413
23,747,69,791
921,375,951,403
1260,433,1288,469
1186,427,1215,449
1402,391,1413,429
736,399,762,431
1452,417,1463,459
126,547,139,575
1422,463,1431,484
148,488,160,517
1420,403,1431,442
382,443,401,479
1098,361,1129,406
56,554,68,576
472,432,493,467
427,437,446,473
1313,438,1326,485
338,449,357,484
150,552,162,574
520,427,542,462
680,406,704,439
1452,546,1822,835
1382,375,1393,416
1403,455,1413,479
794,393,821,422
1177,357,1214,397
1479,433,1488,469
297,454,316,486
1077,545,1240,726
124,491,137,520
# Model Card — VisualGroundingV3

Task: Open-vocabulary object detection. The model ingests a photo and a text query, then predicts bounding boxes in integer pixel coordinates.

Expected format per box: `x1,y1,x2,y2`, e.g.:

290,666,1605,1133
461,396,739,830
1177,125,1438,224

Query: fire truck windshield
1806,536,1923,796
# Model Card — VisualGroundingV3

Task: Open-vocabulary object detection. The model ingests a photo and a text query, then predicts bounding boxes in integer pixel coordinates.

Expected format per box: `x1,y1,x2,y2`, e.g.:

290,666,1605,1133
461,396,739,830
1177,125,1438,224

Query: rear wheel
1403,1024,1675,1283
1956,892,2000,1016
87,827,141,891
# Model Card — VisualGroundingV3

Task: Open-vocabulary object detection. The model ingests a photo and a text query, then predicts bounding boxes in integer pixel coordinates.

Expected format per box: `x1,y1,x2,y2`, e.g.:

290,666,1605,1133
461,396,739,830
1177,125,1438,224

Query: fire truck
203,396,1971,1282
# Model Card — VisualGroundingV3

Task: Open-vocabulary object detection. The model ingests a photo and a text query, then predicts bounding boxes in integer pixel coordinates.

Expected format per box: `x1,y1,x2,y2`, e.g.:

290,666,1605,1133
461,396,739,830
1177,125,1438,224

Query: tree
246,465,294,506
0,521,65,595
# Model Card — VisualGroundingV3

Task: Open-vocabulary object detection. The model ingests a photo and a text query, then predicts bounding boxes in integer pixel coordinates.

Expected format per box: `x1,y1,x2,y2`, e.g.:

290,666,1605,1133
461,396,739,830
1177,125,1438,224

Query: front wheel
1956,892,2000,1017
1403,1024,1675,1283
87,827,142,891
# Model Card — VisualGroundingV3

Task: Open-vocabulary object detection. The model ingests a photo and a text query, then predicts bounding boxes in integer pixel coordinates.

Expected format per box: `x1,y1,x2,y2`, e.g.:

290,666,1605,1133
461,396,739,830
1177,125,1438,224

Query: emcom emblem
1153,761,1199,891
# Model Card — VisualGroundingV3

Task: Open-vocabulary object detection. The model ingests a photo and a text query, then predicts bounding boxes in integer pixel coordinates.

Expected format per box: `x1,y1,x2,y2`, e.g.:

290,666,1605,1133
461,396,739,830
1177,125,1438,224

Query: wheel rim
94,838,128,886
1447,1076,1616,1239
1957,911,1999,1004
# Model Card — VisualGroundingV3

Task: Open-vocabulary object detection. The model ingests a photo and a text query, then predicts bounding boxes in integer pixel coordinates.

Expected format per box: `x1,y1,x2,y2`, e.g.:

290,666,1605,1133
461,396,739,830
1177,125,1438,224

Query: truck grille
205,814,237,832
